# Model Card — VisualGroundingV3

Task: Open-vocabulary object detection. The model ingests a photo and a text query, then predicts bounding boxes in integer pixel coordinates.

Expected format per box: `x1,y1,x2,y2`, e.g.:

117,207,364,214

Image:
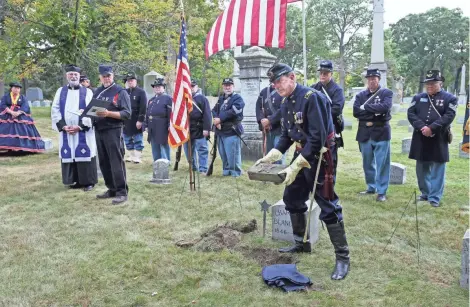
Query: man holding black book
93,64,131,204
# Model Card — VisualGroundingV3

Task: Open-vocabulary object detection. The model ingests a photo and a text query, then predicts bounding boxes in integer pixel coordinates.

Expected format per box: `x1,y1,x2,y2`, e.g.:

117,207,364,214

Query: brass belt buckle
366,122,373,127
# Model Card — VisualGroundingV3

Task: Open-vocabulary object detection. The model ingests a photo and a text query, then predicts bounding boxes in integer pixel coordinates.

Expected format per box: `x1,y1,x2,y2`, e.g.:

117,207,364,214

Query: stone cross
150,159,171,184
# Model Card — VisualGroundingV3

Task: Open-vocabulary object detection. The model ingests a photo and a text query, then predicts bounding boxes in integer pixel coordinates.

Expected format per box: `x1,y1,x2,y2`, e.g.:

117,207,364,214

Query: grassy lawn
0,105,468,306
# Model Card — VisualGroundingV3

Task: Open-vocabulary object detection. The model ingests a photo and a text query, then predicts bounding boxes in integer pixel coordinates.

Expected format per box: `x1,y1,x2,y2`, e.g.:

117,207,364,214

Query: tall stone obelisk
458,64,467,105
368,0,387,88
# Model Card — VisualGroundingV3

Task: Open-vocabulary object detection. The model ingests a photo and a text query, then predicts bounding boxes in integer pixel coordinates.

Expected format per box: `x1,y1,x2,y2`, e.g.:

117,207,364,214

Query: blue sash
59,86,91,162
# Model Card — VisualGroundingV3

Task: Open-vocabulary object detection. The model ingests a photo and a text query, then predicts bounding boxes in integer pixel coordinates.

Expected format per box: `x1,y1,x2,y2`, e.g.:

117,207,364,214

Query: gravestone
457,116,465,125
397,119,408,126
235,47,277,161
343,119,353,130
42,138,53,151
32,101,41,107
401,137,412,154
150,158,171,184
143,71,164,99
40,100,50,107
461,230,469,288
459,142,469,159
26,87,43,102
391,104,401,114
271,199,321,247
408,125,414,133
390,162,406,184
403,97,413,104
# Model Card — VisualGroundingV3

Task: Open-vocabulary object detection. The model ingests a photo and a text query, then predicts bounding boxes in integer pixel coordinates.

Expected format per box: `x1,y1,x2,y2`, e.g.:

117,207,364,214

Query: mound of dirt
175,219,257,252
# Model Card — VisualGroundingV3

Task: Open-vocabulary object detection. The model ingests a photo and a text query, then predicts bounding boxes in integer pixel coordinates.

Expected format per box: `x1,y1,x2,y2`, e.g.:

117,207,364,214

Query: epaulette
304,90,314,99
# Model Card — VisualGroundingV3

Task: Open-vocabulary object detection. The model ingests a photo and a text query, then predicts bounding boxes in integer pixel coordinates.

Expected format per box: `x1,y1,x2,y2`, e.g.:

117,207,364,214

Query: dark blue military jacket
353,87,393,142
190,91,212,139
123,86,147,135
407,90,457,162
93,83,131,131
145,93,172,145
255,86,283,134
311,79,345,133
212,92,245,137
275,84,334,162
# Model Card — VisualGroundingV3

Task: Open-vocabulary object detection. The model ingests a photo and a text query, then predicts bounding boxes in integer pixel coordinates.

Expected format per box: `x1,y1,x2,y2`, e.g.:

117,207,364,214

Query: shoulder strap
363,88,382,106
427,94,442,118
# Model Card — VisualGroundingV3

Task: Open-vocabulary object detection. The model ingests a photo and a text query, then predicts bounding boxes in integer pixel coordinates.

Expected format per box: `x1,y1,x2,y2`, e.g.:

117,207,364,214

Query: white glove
279,154,311,186
82,117,93,127
360,104,365,110
255,149,283,166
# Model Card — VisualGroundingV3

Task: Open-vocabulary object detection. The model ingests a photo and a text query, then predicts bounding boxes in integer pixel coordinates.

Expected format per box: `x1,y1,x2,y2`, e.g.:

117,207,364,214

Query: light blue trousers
183,138,209,172
151,142,170,162
218,135,242,177
416,160,446,203
359,139,391,195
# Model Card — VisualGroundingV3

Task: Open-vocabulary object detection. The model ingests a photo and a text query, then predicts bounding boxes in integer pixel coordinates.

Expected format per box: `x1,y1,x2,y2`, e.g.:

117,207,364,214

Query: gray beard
68,80,79,87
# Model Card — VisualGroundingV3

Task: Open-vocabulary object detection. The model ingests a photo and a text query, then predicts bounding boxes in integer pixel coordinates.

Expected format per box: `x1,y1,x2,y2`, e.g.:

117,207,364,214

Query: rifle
174,146,182,171
206,84,221,176
206,133,217,176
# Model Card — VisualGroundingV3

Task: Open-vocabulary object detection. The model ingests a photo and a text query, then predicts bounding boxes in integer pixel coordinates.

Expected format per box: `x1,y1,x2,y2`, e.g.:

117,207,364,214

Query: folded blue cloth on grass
262,264,312,292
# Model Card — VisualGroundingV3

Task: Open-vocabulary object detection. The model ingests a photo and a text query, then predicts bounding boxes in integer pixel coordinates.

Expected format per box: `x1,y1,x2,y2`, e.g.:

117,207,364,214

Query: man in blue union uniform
407,70,457,207
311,60,345,176
256,63,350,280
353,68,393,202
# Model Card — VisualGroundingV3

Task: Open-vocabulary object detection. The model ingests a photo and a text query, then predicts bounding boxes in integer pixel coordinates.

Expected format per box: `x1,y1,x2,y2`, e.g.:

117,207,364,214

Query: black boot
326,221,350,280
278,212,311,253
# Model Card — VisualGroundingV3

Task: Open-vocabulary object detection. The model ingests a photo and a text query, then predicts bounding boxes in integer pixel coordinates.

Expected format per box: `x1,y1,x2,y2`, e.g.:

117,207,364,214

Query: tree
308,0,372,89
390,7,469,93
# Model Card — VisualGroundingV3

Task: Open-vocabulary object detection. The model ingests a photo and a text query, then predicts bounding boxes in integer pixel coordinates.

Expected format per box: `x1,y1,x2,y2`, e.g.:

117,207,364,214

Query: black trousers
96,127,128,196
61,157,98,186
283,153,343,224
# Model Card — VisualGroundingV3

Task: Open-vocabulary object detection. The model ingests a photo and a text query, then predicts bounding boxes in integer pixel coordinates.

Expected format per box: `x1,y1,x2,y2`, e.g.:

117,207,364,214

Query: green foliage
390,7,469,94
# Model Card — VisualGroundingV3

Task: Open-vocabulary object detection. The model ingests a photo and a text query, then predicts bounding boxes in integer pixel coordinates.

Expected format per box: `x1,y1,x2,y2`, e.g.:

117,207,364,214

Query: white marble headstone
408,125,414,133
402,137,412,154
343,119,353,130
42,138,53,151
390,162,406,184
271,199,321,247
150,159,171,184
397,119,409,126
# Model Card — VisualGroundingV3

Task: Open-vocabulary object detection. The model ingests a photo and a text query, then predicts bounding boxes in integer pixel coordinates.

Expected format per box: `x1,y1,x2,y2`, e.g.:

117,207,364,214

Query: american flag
169,17,193,148
205,0,299,59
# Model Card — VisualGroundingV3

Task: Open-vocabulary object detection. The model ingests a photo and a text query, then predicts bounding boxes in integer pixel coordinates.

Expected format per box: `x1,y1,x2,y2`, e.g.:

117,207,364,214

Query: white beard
68,80,79,87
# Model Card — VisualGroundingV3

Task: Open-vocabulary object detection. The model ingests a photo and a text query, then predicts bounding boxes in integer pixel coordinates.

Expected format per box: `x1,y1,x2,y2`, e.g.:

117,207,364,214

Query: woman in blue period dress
0,82,45,153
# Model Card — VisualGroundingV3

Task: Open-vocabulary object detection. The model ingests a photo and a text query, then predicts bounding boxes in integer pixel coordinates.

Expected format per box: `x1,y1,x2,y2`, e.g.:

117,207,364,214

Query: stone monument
392,76,404,104
343,118,353,130
458,65,467,105
367,0,387,88
271,199,321,247
397,119,408,126
42,138,53,151
26,87,43,103
234,47,277,161
144,71,164,99
150,159,171,184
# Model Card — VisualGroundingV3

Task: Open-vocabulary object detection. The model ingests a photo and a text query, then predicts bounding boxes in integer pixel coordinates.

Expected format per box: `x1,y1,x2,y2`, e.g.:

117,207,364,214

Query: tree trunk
338,45,346,90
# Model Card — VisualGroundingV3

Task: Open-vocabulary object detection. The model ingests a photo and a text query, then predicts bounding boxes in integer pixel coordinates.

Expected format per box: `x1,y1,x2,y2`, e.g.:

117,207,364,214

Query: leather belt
359,121,388,127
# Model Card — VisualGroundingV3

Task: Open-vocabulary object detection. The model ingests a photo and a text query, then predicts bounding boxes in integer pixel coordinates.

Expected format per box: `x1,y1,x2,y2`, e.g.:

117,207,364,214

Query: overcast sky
383,0,469,27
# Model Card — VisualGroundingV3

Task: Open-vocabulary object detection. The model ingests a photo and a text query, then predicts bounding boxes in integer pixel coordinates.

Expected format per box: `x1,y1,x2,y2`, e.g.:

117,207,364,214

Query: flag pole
302,0,307,85
179,0,195,191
